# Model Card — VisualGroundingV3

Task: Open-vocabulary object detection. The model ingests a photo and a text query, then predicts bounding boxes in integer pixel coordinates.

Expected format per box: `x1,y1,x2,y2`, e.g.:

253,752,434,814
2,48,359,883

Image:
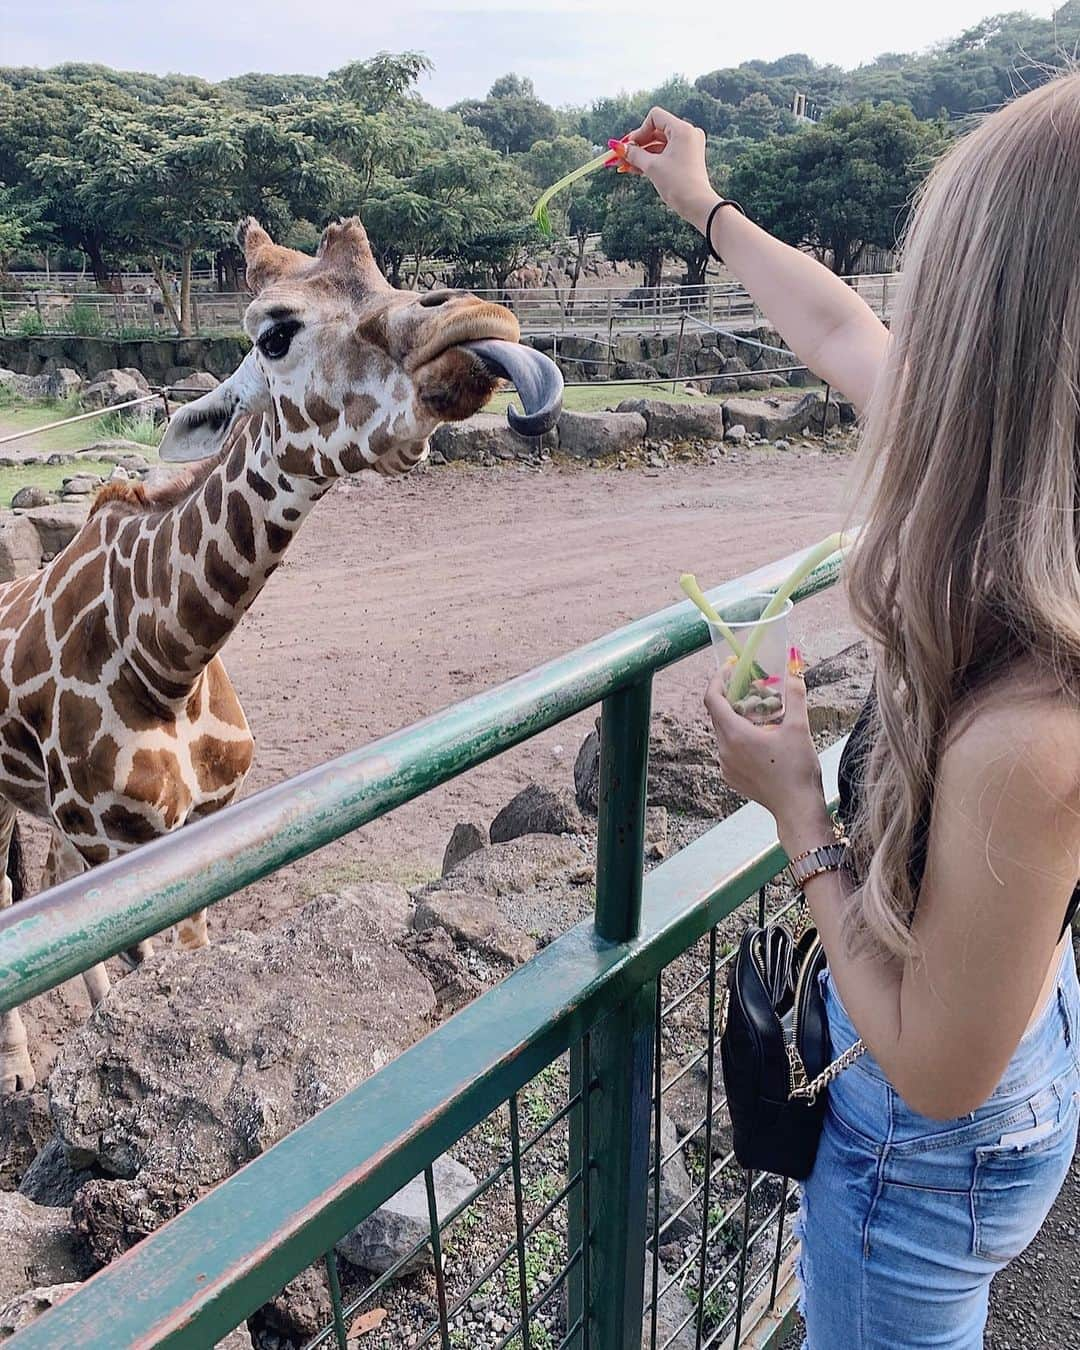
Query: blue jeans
798,942,1080,1348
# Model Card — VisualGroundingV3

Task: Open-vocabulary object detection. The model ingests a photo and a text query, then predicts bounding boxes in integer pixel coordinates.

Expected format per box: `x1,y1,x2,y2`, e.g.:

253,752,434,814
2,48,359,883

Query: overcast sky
5,1,1064,107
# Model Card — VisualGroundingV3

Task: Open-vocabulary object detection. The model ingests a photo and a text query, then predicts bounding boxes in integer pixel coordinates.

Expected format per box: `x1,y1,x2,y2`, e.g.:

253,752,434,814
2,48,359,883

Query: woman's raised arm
624,107,889,412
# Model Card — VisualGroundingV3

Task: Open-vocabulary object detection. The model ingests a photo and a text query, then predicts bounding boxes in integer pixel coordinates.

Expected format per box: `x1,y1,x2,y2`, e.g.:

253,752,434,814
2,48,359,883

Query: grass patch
0,459,117,509
0,400,162,454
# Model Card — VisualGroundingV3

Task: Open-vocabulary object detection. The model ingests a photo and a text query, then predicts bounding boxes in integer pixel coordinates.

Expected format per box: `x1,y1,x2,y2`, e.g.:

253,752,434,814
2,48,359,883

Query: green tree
454,74,559,154
330,51,433,112
601,176,707,288
0,186,47,278
728,101,947,274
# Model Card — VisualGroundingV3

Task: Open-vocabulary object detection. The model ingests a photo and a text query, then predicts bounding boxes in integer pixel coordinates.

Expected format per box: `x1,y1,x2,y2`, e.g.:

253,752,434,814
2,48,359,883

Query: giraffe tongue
461,340,564,438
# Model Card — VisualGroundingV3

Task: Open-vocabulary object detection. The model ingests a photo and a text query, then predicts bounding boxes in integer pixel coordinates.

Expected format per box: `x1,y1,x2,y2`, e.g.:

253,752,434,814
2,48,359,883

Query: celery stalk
532,149,615,235
726,533,847,705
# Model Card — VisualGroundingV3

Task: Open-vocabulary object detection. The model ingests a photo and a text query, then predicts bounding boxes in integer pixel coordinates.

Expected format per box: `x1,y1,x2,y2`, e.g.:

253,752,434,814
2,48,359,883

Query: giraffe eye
258,320,302,360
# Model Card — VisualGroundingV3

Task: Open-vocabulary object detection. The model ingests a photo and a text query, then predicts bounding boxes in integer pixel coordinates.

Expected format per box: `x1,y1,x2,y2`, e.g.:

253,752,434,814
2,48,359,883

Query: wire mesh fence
277,875,806,1350
0,275,902,342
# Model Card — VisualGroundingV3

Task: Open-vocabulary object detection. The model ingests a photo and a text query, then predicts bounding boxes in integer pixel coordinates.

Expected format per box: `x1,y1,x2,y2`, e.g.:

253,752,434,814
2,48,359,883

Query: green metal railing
0,540,846,1350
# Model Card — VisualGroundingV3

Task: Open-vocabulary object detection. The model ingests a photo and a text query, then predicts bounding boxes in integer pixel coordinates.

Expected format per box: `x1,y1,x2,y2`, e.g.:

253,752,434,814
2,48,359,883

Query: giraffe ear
158,352,271,463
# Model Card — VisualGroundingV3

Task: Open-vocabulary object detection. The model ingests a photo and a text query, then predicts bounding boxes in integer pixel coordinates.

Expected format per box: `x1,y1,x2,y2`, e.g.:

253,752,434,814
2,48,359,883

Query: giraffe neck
110,412,330,700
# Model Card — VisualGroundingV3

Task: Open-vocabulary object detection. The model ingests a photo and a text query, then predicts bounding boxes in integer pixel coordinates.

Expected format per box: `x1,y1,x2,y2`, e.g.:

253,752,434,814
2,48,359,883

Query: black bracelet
704,198,747,264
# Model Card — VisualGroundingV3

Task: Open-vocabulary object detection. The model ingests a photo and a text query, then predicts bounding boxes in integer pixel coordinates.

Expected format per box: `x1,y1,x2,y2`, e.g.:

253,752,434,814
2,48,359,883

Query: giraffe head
159,217,561,476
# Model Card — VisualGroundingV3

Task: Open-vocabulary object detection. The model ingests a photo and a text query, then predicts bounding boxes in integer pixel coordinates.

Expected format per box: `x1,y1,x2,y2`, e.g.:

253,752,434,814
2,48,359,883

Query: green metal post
569,676,655,1350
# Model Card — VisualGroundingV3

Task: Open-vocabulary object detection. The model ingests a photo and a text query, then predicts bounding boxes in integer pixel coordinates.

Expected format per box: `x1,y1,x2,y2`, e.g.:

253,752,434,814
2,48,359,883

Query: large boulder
615,399,727,444
0,369,39,400
0,1092,52,1192
0,1194,81,1306
80,367,152,411
439,833,584,897
336,1155,478,1276
575,713,743,820
557,410,646,460
48,891,437,1186
644,1261,697,1350
442,821,489,877
0,1282,81,1341
18,503,90,559
42,368,84,402
490,783,584,844
721,392,827,439
431,412,554,462
168,371,219,401
10,486,57,510
0,515,42,585
413,890,536,966
648,1113,699,1243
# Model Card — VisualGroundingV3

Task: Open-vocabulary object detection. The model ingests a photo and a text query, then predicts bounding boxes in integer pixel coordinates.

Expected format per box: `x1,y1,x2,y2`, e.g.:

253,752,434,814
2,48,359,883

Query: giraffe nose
417,289,458,308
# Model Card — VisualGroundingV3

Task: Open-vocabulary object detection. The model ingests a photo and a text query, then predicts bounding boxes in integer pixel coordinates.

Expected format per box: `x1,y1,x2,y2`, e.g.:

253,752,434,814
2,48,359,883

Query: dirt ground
11,442,1080,1340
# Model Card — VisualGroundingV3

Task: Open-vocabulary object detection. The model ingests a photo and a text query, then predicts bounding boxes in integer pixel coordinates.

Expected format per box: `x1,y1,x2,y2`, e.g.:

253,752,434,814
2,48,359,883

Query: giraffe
0,215,562,1093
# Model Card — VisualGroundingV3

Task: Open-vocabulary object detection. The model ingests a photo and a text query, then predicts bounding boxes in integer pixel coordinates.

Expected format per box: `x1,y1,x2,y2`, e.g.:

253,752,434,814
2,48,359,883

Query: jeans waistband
824,939,1079,1093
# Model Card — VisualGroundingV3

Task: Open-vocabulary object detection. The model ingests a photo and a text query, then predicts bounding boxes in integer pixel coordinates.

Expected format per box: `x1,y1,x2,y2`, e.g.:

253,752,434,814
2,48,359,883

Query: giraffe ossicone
0,215,561,1095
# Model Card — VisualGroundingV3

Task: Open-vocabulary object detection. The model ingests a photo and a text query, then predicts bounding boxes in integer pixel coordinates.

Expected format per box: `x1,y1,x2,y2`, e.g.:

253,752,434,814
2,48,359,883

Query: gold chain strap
789,1038,866,1104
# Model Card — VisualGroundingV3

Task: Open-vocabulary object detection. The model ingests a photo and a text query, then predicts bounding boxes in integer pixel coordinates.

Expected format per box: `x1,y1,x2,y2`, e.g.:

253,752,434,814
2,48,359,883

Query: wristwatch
786,843,848,890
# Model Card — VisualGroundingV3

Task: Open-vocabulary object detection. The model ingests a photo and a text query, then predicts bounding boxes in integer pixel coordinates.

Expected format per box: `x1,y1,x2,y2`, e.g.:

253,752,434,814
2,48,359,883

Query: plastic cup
706,595,793,725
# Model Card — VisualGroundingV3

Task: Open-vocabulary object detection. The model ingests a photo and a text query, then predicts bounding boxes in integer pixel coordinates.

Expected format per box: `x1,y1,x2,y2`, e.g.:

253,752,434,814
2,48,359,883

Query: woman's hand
705,664,830,848
623,107,719,230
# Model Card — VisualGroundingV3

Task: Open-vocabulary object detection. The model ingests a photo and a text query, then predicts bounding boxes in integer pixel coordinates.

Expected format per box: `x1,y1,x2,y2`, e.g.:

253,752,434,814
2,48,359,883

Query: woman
624,78,1080,1349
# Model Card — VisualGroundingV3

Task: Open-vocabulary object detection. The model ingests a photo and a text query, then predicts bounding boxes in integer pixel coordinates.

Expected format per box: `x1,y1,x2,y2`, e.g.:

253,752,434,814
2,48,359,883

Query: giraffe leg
0,807,35,1093
176,909,209,952
0,873,35,1093
43,831,112,1008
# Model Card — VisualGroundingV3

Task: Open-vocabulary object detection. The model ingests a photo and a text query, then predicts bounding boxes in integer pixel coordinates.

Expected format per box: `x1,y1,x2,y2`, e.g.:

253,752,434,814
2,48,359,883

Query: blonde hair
844,70,1080,956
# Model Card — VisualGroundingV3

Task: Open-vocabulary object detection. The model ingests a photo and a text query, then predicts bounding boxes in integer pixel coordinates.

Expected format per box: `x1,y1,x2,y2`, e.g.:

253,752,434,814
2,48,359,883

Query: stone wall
1,324,810,395
0,336,250,385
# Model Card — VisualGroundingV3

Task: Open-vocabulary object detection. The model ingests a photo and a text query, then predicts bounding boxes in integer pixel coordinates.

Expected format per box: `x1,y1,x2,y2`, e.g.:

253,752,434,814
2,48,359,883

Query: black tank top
837,692,1080,939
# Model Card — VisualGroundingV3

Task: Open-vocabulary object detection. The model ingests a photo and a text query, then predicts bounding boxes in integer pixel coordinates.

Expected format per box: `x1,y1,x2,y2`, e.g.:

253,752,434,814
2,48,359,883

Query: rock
431,413,554,463
0,1092,52,1192
724,423,747,444
261,1265,332,1343
578,713,742,821
60,474,102,497
615,399,726,444
42,368,83,402
117,454,150,473
0,1282,81,1340
80,367,152,411
442,821,489,876
48,891,437,1186
216,1324,255,1349
413,890,536,966
438,834,584,897
721,392,827,439
805,641,872,738
557,410,646,460
644,1259,697,1350
663,1061,730,1160
107,465,130,482
648,1113,699,1243
0,515,42,584
0,1194,81,1305
0,370,38,400
337,1155,478,1276
18,1139,95,1209
18,503,89,559
574,721,601,814
648,713,744,819
71,1174,202,1269
398,926,482,1016
168,371,220,401
645,805,669,861
490,783,584,844
312,882,412,941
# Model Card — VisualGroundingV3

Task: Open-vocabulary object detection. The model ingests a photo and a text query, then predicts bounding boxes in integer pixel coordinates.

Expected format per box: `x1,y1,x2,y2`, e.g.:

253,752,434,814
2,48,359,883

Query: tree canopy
2,6,1076,321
